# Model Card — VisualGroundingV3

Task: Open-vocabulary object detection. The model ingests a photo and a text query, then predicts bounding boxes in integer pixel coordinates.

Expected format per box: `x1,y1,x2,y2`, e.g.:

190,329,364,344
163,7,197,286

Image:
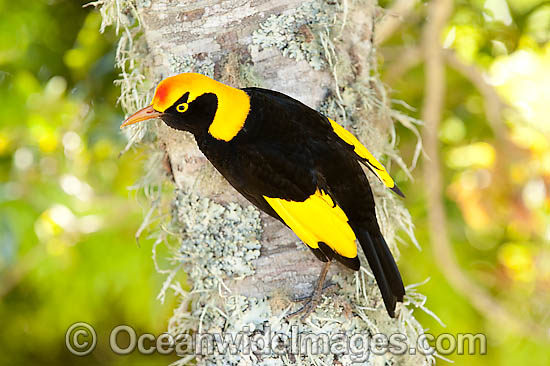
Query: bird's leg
287,260,332,320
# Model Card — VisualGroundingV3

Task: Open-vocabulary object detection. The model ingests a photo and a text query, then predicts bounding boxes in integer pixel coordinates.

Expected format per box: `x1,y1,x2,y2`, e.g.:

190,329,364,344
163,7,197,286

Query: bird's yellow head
121,73,251,141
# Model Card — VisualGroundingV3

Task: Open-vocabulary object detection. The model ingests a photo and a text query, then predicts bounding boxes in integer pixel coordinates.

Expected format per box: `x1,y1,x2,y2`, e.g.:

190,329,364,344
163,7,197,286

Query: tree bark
99,0,432,364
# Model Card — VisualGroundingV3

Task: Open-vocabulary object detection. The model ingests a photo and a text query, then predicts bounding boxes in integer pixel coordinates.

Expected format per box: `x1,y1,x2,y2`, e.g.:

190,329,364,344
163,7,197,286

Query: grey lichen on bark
95,0,436,364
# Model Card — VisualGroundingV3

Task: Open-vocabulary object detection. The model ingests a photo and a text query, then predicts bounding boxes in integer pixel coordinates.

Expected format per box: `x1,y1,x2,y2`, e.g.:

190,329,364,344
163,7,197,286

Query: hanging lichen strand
95,0,437,365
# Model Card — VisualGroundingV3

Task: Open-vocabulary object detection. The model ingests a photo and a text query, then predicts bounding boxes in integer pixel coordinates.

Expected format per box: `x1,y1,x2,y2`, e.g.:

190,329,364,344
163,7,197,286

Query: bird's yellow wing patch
328,118,400,194
264,190,357,258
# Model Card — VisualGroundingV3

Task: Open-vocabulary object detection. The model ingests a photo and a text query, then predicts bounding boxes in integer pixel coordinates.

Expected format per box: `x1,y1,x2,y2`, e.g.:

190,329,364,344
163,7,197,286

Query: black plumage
121,74,406,318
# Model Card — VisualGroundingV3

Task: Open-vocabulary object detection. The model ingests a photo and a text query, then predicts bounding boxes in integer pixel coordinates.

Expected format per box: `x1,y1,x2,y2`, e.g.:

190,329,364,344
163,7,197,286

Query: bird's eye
176,103,189,113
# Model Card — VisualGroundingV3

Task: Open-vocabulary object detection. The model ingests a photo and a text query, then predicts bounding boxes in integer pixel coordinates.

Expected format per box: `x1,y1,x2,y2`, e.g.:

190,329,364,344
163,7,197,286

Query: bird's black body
123,73,406,318
167,88,405,316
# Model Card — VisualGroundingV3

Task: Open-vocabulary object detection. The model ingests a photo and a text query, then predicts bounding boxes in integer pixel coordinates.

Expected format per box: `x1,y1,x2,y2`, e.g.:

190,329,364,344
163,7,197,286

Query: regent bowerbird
121,73,406,318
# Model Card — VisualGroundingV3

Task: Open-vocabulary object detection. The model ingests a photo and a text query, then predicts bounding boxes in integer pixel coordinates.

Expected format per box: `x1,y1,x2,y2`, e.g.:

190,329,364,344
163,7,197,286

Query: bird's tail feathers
356,227,405,317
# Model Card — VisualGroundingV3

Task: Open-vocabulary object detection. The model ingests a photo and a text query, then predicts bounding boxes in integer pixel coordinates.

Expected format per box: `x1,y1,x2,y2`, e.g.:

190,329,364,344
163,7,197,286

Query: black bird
121,73,406,318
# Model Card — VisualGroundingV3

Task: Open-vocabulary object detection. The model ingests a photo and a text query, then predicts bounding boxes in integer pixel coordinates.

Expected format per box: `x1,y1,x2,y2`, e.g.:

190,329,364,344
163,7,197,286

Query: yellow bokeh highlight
27,114,59,153
34,212,63,241
64,48,87,70
446,24,484,62
491,46,550,134
446,142,496,169
39,131,58,153
510,124,549,154
46,237,69,257
448,170,492,230
0,131,10,155
439,116,466,143
498,242,535,282
509,164,528,184
464,201,491,230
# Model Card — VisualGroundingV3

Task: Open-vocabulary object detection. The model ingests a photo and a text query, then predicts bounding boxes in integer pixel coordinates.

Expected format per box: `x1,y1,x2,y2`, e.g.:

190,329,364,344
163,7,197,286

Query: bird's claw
291,281,338,303
286,282,339,320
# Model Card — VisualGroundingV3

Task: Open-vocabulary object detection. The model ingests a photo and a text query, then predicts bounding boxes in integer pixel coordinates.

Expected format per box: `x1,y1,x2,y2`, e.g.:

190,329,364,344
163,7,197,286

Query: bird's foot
285,261,333,321
286,282,338,320
291,281,338,303
286,297,319,320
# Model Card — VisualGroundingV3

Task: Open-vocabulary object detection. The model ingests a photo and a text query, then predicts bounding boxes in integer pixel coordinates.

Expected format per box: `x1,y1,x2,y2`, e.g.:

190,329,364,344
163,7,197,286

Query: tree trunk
97,0,433,365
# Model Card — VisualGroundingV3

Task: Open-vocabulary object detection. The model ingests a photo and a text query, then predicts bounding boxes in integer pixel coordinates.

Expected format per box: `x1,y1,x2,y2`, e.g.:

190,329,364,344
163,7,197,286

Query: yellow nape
264,189,357,258
328,118,396,189
151,73,251,141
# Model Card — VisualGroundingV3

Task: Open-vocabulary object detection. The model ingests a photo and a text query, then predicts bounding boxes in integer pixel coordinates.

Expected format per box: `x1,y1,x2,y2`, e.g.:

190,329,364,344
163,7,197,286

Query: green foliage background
0,0,548,365
0,0,176,364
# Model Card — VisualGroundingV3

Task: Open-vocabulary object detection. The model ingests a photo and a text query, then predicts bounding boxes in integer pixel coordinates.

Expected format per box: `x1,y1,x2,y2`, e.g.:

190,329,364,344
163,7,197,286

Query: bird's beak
120,105,164,128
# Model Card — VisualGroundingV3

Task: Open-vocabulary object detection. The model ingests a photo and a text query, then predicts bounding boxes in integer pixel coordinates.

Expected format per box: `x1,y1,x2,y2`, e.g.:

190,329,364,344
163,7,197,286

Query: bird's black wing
242,87,405,198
